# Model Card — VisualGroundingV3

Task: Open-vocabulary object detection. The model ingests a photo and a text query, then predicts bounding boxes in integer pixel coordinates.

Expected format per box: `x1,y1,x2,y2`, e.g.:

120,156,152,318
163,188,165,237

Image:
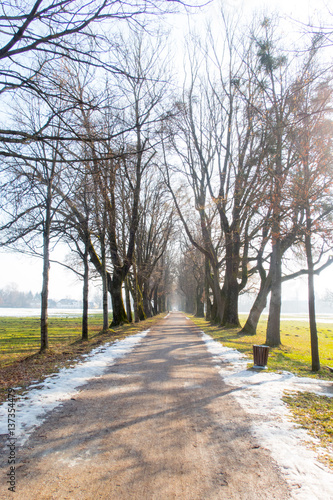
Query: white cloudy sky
0,0,332,301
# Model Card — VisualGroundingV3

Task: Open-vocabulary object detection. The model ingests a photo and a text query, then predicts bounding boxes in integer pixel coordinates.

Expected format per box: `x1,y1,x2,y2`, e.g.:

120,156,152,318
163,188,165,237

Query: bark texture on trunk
125,277,133,323
136,280,146,320
101,240,109,331
159,294,166,313
40,228,50,352
222,281,240,327
211,269,224,324
40,195,51,352
240,274,272,335
153,286,159,315
195,284,204,318
82,243,89,341
205,257,212,321
132,262,140,323
266,240,282,346
110,274,128,326
305,223,320,371
221,231,241,327
143,285,153,318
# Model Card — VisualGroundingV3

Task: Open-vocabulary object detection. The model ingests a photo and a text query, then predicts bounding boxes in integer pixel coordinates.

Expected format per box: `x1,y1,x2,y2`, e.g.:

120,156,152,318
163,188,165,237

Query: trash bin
253,345,269,368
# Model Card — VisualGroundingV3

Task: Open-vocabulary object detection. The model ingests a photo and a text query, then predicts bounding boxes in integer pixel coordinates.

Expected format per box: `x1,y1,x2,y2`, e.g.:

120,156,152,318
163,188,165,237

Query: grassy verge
282,391,333,469
190,314,333,380
0,313,166,404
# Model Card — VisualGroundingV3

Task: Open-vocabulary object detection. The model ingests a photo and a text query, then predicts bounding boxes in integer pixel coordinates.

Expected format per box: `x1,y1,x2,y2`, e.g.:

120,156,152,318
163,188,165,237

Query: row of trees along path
0,4,332,372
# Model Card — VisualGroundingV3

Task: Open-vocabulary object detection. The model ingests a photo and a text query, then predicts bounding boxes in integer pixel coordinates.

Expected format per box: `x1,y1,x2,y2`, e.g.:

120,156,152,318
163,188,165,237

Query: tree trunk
221,232,241,327
210,294,218,324
82,241,89,340
240,275,272,335
222,280,240,327
195,284,204,317
265,108,283,346
132,262,140,323
136,280,146,321
160,293,166,313
40,199,51,352
266,240,282,346
110,274,128,326
305,218,320,371
243,283,270,335
211,267,224,324
125,277,133,323
102,275,109,330
205,256,212,321
142,284,152,318
101,238,109,331
153,286,159,315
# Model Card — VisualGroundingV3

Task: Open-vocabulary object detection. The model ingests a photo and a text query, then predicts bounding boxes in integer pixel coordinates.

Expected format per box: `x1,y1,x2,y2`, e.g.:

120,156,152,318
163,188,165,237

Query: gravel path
1,312,290,499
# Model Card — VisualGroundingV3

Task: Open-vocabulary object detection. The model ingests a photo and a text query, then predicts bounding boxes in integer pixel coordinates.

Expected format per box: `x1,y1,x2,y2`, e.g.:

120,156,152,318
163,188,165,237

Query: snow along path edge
0,329,149,446
201,331,333,500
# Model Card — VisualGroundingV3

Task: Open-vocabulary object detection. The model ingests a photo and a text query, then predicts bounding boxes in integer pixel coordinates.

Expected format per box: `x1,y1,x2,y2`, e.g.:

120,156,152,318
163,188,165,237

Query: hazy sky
0,0,332,302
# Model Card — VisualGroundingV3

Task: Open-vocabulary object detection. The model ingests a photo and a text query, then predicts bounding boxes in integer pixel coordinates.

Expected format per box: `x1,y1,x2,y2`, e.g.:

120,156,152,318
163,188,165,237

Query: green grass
190,314,333,380
282,391,333,468
0,315,104,367
0,313,168,368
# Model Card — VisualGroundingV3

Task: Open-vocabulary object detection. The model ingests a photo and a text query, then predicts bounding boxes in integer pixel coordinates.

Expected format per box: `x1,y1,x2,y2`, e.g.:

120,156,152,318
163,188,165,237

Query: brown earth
1,312,290,499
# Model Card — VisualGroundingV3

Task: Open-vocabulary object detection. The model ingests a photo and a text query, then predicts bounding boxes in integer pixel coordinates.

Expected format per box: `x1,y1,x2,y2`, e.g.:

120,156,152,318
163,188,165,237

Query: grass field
190,313,333,380
0,315,102,367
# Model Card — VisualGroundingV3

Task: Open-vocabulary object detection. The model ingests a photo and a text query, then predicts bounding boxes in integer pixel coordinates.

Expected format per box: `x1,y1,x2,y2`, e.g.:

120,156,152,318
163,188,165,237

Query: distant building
56,298,82,309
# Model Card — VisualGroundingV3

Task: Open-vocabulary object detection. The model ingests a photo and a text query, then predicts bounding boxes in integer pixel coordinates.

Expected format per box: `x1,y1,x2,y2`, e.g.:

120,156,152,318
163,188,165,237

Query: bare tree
54,30,172,326
163,15,269,327
288,70,333,370
0,100,70,350
177,239,205,316
134,173,174,318
250,18,333,346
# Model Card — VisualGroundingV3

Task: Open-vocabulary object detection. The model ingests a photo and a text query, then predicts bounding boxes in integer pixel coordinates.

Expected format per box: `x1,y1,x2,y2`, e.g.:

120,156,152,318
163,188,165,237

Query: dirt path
1,313,290,499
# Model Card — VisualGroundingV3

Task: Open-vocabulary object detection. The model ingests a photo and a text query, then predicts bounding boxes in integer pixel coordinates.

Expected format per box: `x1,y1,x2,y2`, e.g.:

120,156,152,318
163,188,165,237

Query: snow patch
0,330,149,445
201,331,333,500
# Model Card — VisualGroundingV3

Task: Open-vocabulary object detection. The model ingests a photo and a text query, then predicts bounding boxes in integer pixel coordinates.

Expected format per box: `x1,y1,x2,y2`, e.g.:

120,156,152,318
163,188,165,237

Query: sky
0,0,332,303
0,246,85,301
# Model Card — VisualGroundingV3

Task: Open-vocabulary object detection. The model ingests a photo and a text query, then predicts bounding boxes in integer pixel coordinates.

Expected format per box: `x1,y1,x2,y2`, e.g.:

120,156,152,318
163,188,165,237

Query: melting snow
201,331,333,500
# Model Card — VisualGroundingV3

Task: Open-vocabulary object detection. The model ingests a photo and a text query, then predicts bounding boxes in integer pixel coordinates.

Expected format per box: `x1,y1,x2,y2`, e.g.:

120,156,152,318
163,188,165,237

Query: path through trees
0,313,290,499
